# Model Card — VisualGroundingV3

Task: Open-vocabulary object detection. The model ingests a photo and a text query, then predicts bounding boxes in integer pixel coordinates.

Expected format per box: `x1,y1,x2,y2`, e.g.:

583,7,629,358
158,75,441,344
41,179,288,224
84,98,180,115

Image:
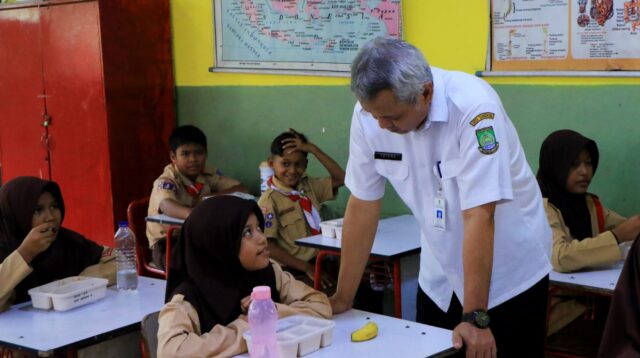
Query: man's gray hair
350,37,432,105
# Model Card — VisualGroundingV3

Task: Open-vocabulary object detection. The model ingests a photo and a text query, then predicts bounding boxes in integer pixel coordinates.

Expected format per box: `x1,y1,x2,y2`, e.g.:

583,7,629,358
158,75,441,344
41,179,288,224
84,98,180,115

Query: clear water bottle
248,286,278,358
259,161,274,194
115,221,138,290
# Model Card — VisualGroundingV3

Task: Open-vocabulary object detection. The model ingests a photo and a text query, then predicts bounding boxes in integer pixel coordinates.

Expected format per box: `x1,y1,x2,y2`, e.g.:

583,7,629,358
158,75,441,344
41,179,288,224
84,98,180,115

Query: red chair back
127,197,166,279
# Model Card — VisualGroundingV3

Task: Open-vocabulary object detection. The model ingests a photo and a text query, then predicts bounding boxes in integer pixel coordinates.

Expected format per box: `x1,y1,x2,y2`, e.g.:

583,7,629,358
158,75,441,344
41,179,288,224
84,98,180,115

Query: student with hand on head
157,195,331,358
147,125,248,270
258,129,344,287
0,176,116,312
537,129,640,335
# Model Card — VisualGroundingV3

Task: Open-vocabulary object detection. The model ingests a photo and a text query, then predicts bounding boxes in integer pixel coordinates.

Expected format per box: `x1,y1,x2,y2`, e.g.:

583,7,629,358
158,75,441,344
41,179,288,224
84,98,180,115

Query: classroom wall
171,1,640,217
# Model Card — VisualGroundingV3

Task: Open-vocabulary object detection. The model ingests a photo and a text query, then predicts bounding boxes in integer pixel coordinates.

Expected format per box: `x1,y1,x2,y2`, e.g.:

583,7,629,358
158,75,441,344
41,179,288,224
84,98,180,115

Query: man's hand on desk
452,322,496,358
329,294,353,314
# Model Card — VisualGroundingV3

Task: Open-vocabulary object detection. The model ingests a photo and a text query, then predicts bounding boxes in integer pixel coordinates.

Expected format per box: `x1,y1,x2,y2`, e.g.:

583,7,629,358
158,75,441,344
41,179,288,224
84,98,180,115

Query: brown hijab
0,177,103,303
537,130,600,240
165,195,279,333
598,238,640,357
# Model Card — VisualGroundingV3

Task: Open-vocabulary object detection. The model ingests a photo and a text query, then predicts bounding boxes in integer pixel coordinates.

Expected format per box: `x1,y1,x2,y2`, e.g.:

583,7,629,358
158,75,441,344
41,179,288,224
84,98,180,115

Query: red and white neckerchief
185,182,204,199
267,177,321,235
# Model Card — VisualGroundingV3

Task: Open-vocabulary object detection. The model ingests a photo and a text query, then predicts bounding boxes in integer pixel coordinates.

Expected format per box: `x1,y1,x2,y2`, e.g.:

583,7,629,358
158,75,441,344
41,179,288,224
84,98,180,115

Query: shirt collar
420,67,448,131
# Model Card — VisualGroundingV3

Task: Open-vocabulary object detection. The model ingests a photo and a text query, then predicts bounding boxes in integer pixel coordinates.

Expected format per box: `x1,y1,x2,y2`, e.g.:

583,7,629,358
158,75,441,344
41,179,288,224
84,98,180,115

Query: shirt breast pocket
279,208,306,238
374,160,409,183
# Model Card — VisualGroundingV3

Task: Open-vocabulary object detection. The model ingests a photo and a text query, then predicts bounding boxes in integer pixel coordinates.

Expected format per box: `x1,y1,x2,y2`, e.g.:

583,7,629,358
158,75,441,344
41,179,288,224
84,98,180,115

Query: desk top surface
295,215,421,259
145,214,185,226
549,261,623,293
0,276,166,353
236,309,453,358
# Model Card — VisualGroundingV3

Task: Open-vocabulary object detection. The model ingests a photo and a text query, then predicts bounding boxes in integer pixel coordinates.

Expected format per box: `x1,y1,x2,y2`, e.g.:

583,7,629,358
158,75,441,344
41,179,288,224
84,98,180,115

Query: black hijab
537,130,600,240
165,195,279,333
0,176,103,303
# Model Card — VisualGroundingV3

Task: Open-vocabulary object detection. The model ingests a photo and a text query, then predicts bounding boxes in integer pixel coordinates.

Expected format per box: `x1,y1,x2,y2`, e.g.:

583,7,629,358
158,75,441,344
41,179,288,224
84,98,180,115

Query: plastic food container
319,218,343,238
244,315,335,357
28,276,109,311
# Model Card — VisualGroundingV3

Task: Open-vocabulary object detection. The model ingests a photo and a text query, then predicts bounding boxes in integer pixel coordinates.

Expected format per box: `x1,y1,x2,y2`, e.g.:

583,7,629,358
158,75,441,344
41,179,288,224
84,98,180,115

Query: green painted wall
177,85,639,217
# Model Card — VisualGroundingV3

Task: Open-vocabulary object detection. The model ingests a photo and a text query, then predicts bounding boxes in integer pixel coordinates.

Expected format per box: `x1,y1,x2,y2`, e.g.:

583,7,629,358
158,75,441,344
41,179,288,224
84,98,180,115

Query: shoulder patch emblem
266,213,274,220
470,112,495,126
158,180,177,192
475,127,499,155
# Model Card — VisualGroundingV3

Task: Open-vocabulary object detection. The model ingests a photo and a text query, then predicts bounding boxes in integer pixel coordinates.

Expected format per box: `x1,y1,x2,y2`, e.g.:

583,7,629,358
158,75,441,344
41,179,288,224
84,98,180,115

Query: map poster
213,0,402,74
491,0,640,71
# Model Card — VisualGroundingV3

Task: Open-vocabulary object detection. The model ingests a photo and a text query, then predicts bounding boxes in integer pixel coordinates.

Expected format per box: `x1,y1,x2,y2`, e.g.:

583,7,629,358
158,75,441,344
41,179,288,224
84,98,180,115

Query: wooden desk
145,214,185,226
0,277,166,356
295,215,421,320
236,309,454,358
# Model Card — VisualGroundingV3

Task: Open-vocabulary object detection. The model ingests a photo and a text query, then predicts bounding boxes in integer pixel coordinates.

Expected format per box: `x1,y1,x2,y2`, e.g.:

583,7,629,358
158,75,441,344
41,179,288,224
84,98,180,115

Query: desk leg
393,259,402,318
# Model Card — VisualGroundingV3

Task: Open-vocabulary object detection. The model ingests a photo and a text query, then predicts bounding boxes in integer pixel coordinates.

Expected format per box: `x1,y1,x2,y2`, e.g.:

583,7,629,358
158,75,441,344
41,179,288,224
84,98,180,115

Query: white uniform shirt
345,67,552,311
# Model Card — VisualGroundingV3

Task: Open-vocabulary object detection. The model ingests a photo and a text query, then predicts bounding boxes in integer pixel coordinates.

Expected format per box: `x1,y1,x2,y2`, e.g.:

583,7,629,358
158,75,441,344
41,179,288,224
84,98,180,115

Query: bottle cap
118,221,128,227
251,286,271,300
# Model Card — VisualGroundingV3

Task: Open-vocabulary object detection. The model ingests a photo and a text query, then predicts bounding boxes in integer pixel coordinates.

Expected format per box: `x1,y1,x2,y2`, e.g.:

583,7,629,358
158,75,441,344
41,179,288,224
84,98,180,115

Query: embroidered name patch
469,112,495,126
475,127,499,155
374,152,402,161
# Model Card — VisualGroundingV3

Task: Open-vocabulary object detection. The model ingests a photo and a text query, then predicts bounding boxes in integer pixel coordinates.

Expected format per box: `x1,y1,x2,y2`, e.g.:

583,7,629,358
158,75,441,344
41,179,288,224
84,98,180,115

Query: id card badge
433,190,446,231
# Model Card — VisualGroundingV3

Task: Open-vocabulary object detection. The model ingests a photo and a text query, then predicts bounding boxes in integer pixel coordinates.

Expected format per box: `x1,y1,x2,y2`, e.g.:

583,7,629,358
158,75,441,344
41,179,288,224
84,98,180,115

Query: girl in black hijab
538,130,640,336
0,176,115,311
158,195,331,358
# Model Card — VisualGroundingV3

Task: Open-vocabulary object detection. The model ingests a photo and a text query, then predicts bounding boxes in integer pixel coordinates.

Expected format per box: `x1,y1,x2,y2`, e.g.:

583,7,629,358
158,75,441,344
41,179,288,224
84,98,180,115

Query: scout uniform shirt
258,175,334,263
146,164,241,247
345,67,552,312
546,193,626,335
157,261,332,357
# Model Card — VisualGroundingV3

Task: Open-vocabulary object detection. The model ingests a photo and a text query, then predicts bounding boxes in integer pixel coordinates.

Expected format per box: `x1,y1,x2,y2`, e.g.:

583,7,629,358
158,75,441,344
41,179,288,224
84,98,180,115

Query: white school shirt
345,67,552,311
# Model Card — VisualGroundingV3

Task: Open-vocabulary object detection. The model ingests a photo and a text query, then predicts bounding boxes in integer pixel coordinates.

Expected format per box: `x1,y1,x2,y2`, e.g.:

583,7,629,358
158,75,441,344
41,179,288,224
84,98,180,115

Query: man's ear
421,81,434,105
169,151,177,164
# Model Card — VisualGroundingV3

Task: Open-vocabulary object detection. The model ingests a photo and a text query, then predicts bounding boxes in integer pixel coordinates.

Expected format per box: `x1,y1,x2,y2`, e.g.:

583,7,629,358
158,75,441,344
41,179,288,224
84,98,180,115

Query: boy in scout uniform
147,125,248,269
258,129,344,285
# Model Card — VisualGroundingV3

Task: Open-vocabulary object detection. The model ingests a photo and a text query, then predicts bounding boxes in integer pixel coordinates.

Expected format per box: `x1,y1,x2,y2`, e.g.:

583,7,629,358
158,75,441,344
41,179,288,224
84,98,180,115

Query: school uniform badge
475,127,499,154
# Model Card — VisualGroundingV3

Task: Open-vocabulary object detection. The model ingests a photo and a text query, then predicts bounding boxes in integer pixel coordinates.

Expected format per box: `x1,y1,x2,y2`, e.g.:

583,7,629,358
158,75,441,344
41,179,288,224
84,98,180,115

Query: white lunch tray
319,218,343,239
28,276,108,311
244,315,335,357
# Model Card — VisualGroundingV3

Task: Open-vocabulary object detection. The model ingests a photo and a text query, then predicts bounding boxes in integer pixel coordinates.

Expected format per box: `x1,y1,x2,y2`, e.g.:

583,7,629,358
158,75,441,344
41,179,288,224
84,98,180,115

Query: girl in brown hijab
537,130,640,336
0,177,115,311
157,195,331,358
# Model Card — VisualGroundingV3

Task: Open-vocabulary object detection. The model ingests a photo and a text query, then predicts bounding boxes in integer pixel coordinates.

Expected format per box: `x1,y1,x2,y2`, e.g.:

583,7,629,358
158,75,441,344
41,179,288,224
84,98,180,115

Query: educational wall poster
213,0,402,74
491,0,640,71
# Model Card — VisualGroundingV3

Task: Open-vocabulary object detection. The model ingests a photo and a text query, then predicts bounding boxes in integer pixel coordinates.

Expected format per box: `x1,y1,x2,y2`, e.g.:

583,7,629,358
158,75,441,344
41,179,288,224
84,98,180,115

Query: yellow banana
350,321,378,342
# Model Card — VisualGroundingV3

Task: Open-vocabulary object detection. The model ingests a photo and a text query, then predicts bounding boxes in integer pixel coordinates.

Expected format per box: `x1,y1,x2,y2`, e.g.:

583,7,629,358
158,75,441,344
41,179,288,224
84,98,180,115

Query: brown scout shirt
157,261,331,358
546,194,626,335
146,164,241,247
258,176,334,263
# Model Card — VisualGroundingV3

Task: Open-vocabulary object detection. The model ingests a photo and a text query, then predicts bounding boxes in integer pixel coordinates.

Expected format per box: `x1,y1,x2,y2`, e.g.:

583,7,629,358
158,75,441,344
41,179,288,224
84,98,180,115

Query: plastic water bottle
248,286,278,358
259,161,274,194
115,221,138,290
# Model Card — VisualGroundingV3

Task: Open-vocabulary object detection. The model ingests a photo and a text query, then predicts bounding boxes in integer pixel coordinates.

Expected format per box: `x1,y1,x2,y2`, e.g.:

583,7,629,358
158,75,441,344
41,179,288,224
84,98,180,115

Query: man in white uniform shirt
330,38,552,357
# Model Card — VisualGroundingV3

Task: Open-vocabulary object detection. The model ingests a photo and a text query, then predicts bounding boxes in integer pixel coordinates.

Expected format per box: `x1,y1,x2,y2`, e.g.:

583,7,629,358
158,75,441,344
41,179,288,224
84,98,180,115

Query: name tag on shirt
374,152,402,161
434,196,446,231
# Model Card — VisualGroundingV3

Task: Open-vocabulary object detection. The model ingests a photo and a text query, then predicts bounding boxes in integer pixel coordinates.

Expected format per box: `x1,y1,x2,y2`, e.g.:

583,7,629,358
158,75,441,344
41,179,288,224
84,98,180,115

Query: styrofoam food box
244,315,335,357
28,276,109,311
334,226,343,240
319,218,343,238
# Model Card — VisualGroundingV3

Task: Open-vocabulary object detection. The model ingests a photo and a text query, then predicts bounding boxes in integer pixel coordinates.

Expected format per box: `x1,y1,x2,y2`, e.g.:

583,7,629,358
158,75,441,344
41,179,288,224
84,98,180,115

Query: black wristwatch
462,310,490,329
